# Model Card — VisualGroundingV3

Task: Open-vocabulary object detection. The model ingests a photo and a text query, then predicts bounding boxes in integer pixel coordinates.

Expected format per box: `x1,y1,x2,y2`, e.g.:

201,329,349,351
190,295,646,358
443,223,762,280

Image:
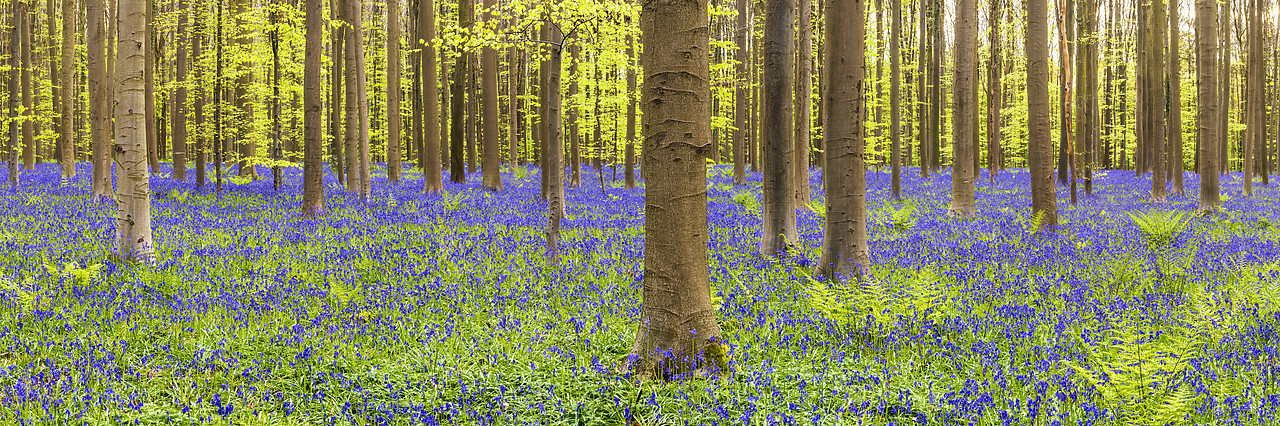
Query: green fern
1128,210,1188,252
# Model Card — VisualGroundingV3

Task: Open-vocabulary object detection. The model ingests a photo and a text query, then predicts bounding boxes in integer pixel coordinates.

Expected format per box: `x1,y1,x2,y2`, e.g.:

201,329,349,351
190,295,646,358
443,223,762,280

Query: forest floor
1,163,1279,425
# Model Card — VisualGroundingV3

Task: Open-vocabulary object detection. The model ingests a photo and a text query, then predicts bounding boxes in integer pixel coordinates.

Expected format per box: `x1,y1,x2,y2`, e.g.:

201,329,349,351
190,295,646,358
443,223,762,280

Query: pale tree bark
302,0,326,215
47,0,59,168
115,0,155,262
817,0,869,278
949,0,976,217
627,0,728,380
387,0,402,183
1029,0,1057,230
1218,0,1227,174
1196,0,1219,210
568,46,581,187
917,0,929,178
88,0,112,200
760,0,797,256
61,0,77,182
793,0,811,206
480,0,500,190
421,0,441,192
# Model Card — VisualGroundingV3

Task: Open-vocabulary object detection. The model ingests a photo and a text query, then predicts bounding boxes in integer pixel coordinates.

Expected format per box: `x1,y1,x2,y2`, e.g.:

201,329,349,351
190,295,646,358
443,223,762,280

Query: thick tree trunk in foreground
760,0,797,256
1028,0,1057,230
949,0,976,217
817,0,869,279
480,0,501,190
545,24,565,262
1196,0,1219,210
628,0,728,380
302,0,326,216
387,0,402,183
62,0,78,182
115,0,155,262
421,0,442,193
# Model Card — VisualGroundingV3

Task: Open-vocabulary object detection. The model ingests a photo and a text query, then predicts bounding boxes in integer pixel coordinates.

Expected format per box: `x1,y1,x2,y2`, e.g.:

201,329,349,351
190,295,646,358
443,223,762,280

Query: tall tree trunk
949,0,976,216
387,0,402,183
545,22,565,261
172,0,187,182
1149,0,1166,201
467,58,477,174
928,0,941,172
890,0,901,197
271,3,282,191
480,0,499,190
1245,0,1261,194
144,0,158,172
450,0,471,183
115,0,155,262
627,0,728,380
733,0,746,184
20,1,33,171
88,0,111,199
1219,0,1228,174
817,0,870,277
508,43,518,167
7,6,16,187
986,0,1000,183
193,4,205,188
421,0,440,192
793,0,811,206
568,46,581,186
626,27,637,189
61,0,77,181
330,0,345,184
760,0,797,256
917,0,929,178
355,0,370,198
1168,0,1183,195
344,0,362,193
302,0,326,215
1029,0,1058,230
1196,0,1219,210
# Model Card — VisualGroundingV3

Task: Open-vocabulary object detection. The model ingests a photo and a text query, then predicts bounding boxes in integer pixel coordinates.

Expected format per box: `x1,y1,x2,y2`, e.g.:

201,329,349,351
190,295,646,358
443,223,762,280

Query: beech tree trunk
793,0,811,206
627,0,728,380
1196,0,1219,209
950,0,976,216
193,5,205,188
172,0,187,182
568,46,581,187
450,0,471,184
986,0,1000,183
1149,0,1166,202
1028,0,1057,231
760,0,797,256
480,0,500,190
61,0,77,181
387,0,402,183
115,0,155,262
21,1,33,171
1168,0,1183,195
545,23,565,262
88,0,111,199
421,0,441,192
330,0,345,183
626,28,637,189
817,0,869,278
344,0,362,193
889,0,901,198
302,0,325,215
144,0,158,173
